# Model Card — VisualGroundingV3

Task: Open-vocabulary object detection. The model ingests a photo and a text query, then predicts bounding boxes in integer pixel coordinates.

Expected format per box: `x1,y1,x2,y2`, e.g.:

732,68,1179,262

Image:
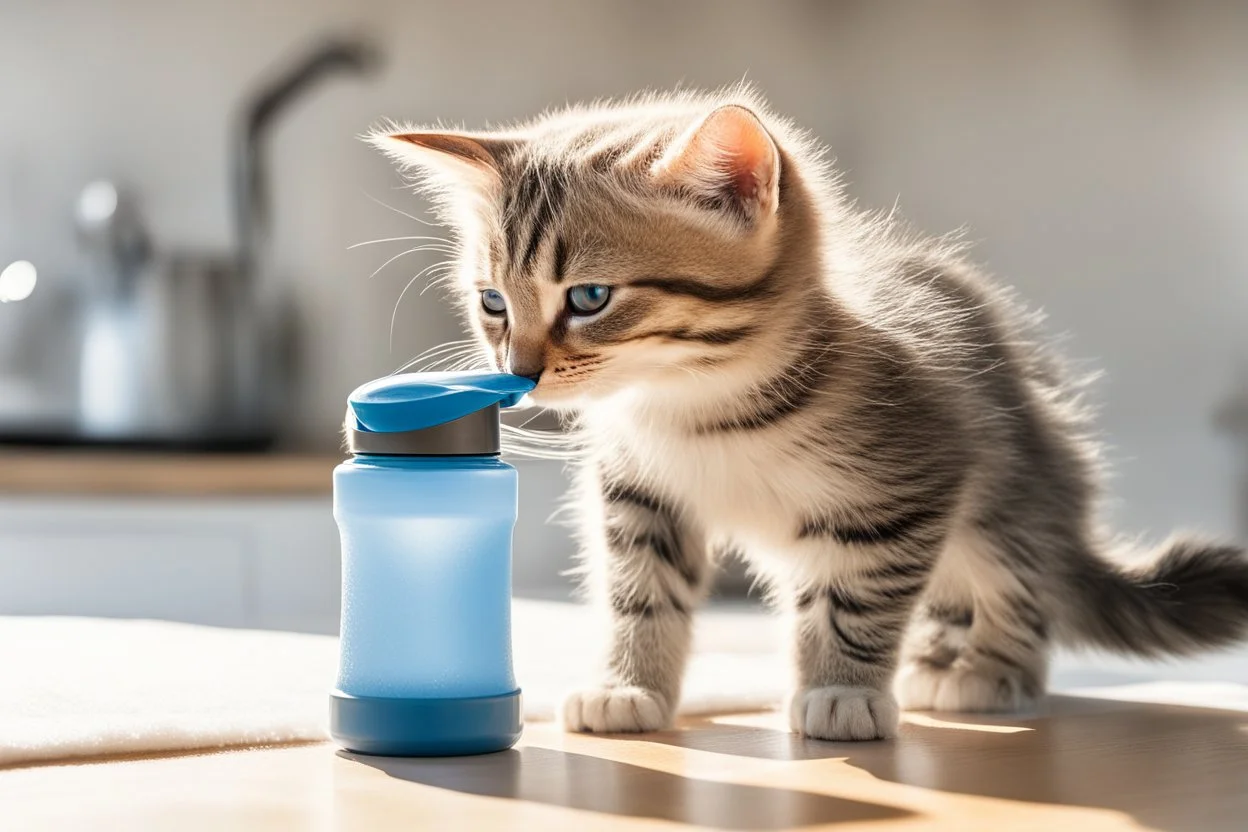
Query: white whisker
367,246,451,281
390,260,460,352
501,423,583,461
362,191,442,228
348,235,454,250
393,339,479,374
419,265,460,296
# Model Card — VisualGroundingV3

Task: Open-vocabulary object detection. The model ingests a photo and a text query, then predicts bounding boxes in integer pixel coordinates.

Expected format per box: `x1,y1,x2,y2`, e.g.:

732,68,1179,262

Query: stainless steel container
0,36,378,450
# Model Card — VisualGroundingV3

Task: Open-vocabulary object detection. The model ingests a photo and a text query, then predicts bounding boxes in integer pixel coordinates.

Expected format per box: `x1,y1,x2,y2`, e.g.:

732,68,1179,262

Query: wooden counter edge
0,451,342,497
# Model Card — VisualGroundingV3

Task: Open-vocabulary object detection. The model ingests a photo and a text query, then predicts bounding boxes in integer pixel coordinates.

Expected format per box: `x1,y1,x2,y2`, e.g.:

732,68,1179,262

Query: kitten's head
370,90,825,410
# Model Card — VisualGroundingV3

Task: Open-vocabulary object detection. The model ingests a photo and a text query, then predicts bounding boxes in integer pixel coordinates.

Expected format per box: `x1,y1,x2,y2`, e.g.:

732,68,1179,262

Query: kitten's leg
895,529,1049,713
786,543,938,741
561,475,709,734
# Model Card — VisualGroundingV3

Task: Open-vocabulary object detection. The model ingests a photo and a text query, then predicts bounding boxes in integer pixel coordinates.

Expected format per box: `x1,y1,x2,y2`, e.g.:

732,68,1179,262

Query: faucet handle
1215,365,1248,436
73,181,150,281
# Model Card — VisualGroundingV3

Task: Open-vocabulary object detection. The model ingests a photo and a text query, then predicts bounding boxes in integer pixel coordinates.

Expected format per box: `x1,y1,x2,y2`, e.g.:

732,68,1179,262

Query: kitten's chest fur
594,413,844,548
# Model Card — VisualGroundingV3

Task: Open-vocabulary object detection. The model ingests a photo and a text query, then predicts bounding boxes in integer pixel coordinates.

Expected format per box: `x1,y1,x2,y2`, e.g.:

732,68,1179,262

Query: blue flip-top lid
349,371,536,434
345,371,535,456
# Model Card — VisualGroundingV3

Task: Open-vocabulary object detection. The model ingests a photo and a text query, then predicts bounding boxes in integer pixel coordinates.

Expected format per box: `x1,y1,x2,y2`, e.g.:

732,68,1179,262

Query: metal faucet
1215,365,1248,541
232,36,382,279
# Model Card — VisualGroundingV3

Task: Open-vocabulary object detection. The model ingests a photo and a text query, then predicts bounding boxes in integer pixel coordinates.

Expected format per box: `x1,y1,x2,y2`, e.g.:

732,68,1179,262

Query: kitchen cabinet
0,456,582,633
0,497,342,634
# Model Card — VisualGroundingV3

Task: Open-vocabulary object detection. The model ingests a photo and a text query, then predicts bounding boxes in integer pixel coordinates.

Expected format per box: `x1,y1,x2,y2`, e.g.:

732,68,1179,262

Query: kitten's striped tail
1058,538,1248,657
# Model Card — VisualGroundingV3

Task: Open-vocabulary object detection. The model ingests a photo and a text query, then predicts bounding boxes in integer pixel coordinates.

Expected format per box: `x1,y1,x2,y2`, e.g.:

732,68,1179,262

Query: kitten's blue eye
481,289,507,314
567,284,611,315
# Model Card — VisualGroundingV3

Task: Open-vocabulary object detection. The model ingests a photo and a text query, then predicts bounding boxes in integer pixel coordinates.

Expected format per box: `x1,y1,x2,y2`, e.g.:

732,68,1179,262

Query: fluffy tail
1058,538,1248,657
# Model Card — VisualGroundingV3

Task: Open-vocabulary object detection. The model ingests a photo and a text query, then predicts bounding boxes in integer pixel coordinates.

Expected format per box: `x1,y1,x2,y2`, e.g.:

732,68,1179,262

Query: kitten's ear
367,128,518,187
651,105,780,224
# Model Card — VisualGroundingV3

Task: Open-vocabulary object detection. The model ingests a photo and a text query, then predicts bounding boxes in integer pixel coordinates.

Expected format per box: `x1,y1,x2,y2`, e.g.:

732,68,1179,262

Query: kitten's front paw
895,661,1040,713
788,686,899,741
560,686,671,734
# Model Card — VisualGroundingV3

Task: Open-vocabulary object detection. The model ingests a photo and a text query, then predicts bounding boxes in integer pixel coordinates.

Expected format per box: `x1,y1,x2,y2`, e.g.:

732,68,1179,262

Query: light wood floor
4,696,1246,831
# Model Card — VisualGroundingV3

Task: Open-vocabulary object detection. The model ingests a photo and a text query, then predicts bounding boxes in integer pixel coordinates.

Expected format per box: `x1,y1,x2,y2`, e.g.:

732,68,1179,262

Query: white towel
0,601,785,767
1,601,1245,767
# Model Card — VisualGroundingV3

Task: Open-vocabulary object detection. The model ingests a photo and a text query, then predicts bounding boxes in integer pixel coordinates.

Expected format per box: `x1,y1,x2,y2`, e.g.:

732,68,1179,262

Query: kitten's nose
507,355,544,384
515,367,543,383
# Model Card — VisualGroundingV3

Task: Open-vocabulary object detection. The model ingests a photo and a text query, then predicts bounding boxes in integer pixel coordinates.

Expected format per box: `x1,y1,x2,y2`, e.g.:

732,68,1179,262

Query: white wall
2,0,1245,543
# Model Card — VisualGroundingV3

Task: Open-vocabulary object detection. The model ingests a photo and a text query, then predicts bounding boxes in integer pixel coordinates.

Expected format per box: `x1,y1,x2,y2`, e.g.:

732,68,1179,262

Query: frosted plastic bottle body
331,453,521,755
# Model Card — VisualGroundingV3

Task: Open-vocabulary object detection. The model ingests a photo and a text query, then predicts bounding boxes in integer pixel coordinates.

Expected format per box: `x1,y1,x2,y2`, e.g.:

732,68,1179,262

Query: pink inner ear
390,133,498,168
657,105,779,217
706,108,775,200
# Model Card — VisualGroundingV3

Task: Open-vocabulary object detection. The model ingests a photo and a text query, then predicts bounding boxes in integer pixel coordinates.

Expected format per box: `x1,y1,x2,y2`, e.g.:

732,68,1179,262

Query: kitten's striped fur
371,87,1248,741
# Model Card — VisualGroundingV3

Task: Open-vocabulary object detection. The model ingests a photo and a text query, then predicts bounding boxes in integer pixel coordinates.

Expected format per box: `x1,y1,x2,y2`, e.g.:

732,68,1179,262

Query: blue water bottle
330,371,536,756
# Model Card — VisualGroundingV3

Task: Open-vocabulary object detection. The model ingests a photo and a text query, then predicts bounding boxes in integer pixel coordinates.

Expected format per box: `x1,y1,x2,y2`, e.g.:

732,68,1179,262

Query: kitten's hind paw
788,686,899,741
560,686,672,734
894,661,1041,713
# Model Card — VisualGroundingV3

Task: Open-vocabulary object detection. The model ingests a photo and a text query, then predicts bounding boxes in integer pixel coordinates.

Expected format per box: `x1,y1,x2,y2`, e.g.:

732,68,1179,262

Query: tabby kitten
370,88,1248,741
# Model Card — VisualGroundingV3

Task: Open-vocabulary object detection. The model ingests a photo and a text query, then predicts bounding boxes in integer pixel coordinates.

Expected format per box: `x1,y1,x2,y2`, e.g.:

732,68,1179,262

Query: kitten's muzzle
507,357,544,384
504,335,546,384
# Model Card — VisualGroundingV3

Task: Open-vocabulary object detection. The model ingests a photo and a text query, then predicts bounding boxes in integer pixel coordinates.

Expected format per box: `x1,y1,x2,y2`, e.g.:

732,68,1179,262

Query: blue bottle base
330,689,522,757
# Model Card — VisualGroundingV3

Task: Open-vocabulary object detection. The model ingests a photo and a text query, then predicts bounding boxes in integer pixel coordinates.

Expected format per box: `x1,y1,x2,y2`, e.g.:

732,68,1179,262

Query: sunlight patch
903,713,1034,733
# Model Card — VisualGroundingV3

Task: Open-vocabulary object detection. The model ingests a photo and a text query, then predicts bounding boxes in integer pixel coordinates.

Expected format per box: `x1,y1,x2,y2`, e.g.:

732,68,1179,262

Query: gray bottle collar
348,403,501,456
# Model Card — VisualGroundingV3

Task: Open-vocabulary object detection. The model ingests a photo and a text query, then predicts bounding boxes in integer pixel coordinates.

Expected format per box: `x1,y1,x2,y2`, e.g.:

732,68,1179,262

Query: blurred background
1,0,1245,634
